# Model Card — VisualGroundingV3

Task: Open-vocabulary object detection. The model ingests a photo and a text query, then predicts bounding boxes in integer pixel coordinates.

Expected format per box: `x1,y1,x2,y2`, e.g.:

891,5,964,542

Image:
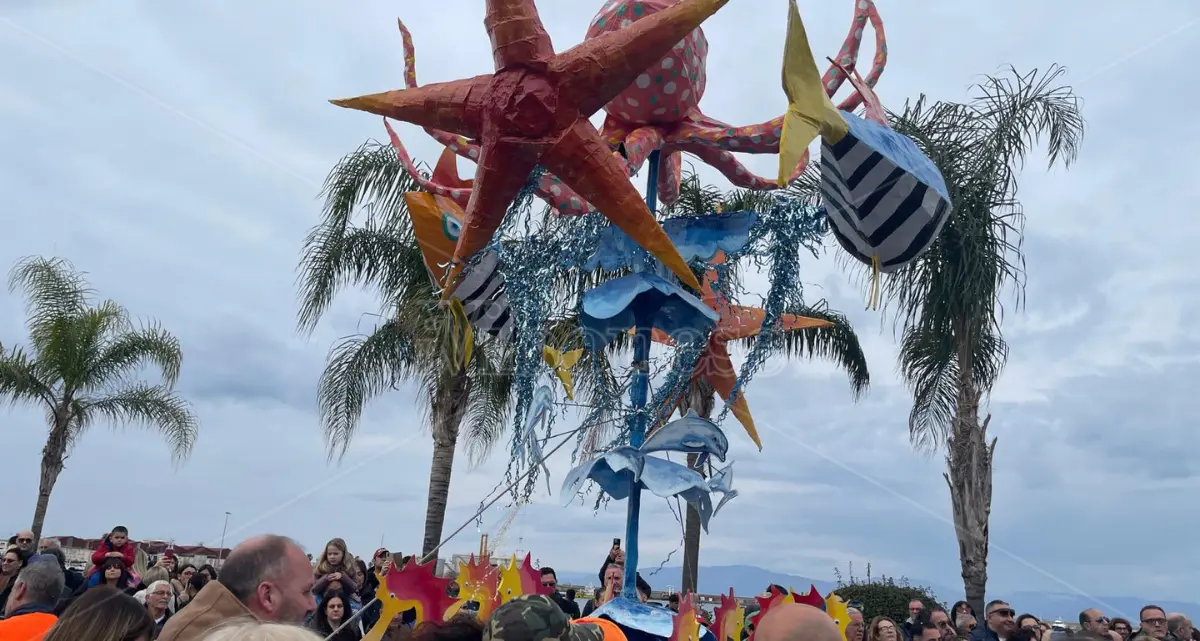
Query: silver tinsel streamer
716,193,828,425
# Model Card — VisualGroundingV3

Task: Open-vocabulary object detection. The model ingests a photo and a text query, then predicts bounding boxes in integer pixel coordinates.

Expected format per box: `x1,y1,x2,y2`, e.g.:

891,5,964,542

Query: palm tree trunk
946,334,996,617
31,420,69,541
421,372,472,560
680,378,715,595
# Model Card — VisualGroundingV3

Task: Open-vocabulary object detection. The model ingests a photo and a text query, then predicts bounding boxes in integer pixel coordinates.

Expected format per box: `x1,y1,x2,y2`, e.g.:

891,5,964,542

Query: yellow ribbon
866,255,881,311
542,346,583,400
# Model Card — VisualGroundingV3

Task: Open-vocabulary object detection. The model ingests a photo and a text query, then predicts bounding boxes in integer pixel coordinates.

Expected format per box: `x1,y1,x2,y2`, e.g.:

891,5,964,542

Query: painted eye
442,213,462,241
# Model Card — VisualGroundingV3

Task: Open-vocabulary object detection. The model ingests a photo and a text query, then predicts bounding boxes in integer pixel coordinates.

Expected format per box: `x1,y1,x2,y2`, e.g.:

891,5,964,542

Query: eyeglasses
989,609,1016,618
1142,619,1167,627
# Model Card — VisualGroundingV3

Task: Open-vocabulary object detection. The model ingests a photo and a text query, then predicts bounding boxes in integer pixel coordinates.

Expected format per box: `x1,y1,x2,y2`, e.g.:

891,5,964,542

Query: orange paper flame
447,553,501,621
713,588,746,641
382,557,456,625
670,593,702,641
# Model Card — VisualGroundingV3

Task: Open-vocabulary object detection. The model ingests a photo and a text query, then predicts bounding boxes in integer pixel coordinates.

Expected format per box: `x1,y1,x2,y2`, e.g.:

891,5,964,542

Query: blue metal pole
622,151,660,600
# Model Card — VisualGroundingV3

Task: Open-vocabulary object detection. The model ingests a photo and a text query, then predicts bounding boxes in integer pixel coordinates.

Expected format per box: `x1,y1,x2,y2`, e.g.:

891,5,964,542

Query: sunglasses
1143,619,1167,627
990,609,1016,618
16,538,32,544
541,581,556,587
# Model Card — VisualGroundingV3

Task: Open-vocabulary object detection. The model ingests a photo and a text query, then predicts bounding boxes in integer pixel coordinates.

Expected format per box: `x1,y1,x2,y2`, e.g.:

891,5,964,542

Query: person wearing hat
486,595,608,641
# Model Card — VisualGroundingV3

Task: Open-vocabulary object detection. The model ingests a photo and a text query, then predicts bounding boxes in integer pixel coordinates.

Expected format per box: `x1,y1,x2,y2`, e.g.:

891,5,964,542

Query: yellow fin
779,0,849,185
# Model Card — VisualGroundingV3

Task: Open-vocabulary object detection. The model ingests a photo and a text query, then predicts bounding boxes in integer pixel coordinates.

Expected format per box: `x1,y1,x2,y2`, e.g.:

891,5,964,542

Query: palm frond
460,337,516,466
77,382,199,461
297,141,419,333
732,302,870,399
0,345,54,408
82,320,184,393
8,256,94,354
876,66,1083,449
317,319,421,461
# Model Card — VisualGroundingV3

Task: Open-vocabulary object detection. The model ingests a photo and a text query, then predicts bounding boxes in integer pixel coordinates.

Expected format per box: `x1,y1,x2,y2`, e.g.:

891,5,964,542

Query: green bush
830,563,942,624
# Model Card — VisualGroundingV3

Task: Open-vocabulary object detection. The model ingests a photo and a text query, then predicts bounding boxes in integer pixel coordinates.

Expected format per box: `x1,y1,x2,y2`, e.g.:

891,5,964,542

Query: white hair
203,622,322,641
39,538,61,551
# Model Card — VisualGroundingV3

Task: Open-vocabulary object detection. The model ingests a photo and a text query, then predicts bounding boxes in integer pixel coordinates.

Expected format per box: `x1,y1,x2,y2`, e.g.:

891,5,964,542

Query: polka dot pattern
586,0,709,125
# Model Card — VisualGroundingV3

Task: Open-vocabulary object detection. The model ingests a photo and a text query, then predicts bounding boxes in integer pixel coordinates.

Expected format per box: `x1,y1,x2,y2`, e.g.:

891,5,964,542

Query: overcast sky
2,0,1198,607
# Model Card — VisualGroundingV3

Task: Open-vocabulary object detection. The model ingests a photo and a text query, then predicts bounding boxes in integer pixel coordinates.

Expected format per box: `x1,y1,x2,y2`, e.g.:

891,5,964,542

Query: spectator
44,585,155,641
12,530,37,558
175,564,197,605
0,548,26,607
869,616,899,641
582,562,623,616
308,590,361,641
36,546,75,606
957,615,977,639
914,614,941,641
754,600,843,641
314,538,359,597
144,580,175,638
929,608,956,641
198,564,220,582
1112,619,1133,641
158,534,316,641
666,593,679,613
952,603,977,621
970,601,1015,641
0,557,65,640
903,600,927,641
1018,616,1041,632
538,566,578,619
1080,611,1111,639
203,621,324,641
78,556,139,596
846,608,865,641
1168,616,1193,641
1134,606,1169,641
350,559,369,611
90,526,137,577
38,539,84,592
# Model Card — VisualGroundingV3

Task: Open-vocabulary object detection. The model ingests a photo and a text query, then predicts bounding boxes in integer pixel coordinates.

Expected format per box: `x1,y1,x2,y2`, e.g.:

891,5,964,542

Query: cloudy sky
2,0,1198,608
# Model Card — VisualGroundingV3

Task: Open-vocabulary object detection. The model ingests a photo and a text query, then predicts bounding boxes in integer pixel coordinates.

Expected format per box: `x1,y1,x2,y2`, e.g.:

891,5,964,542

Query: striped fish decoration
452,248,514,342
820,109,952,274
403,192,513,340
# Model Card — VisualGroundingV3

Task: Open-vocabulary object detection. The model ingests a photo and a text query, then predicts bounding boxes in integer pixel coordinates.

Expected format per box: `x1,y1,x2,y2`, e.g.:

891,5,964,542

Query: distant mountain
555,565,1199,620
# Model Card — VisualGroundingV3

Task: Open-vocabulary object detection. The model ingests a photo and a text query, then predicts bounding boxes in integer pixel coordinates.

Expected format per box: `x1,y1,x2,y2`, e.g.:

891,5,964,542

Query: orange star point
333,0,736,293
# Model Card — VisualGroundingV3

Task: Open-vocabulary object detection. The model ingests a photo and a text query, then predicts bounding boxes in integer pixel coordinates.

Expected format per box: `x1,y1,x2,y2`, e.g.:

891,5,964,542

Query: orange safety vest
0,612,58,641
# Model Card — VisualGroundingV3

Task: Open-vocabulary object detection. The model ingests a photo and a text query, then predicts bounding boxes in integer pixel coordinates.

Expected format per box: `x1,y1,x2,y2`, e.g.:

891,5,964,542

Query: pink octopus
383,0,886,214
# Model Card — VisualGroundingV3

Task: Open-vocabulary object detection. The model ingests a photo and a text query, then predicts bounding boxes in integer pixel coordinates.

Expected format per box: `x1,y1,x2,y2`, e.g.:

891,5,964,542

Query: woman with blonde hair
44,585,155,641
205,621,322,640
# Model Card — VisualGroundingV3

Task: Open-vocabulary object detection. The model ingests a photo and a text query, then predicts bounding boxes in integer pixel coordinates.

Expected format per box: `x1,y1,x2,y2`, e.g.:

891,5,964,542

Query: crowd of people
0,526,1193,641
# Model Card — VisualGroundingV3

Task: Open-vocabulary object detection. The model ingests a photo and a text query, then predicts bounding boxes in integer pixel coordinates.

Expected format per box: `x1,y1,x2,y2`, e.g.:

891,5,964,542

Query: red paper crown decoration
670,593,702,641
713,588,746,641
381,556,457,625
792,584,827,611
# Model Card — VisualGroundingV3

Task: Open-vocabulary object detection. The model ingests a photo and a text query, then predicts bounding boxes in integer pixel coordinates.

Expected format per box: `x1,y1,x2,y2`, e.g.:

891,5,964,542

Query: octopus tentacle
398,19,483,164
683,143,778,191
656,150,682,205
666,0,886,155
383,119,472,206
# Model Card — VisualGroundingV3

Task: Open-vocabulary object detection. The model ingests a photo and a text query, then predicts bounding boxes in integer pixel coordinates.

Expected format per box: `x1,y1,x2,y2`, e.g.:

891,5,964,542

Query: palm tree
878,66,1084,614
298,141,515,558
663,174,872,594
0,256,199,540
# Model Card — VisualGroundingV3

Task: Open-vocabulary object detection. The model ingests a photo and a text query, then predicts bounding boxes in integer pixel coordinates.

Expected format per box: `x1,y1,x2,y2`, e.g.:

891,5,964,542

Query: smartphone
613,538,621,547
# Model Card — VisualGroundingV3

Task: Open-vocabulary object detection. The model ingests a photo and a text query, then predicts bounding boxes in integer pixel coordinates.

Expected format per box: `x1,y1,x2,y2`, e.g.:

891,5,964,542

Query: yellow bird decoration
542,346,583,400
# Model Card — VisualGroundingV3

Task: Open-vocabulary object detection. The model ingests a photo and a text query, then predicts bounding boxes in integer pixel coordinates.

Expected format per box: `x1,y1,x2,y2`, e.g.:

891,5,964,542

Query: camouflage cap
486,595,605,641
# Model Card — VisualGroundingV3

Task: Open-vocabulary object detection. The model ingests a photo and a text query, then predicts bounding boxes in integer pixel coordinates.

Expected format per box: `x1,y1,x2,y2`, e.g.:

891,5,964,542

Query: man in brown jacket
158,534,316,641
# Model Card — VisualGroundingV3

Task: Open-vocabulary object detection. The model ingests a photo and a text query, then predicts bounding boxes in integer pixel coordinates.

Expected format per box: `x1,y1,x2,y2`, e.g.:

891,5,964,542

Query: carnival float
329,0,953,639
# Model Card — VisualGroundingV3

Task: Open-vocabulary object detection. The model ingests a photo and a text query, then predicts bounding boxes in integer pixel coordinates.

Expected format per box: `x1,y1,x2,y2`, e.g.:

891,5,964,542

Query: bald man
756,603,844,641
158,535,315,641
